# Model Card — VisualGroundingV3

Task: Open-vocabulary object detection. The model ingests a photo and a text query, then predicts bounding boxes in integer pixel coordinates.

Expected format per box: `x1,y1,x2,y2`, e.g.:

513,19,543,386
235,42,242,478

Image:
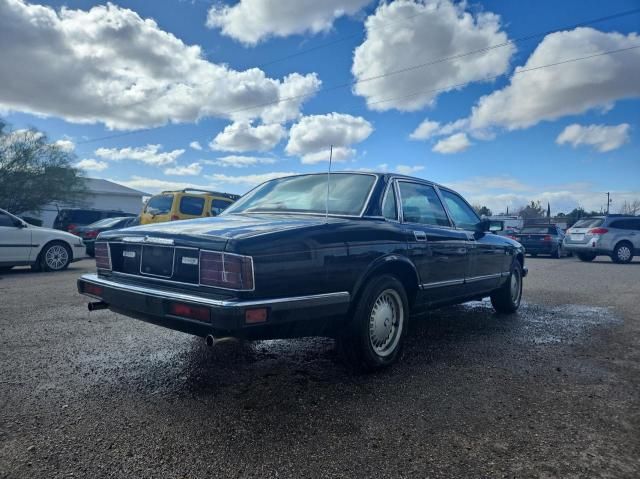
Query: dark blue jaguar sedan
78,172,526,371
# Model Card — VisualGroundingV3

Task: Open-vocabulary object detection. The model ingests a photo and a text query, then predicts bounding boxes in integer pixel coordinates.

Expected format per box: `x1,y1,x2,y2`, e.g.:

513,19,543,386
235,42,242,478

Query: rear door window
398,182,450,226
145,195,173,215
211,199,232,216
179,196,205,215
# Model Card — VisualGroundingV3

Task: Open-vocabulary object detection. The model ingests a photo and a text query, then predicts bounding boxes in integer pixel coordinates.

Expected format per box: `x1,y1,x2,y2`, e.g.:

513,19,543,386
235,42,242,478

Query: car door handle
413,231,427,242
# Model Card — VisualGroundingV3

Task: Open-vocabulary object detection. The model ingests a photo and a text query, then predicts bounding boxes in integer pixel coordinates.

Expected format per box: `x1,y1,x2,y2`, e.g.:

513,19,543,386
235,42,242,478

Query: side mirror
15,220,27,228
474,219,491,234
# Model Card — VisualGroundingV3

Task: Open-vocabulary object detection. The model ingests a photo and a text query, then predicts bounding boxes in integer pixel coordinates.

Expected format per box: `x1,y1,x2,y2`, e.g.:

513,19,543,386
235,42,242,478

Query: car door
0,211,32,263
438,188,508,295
396,180,469,302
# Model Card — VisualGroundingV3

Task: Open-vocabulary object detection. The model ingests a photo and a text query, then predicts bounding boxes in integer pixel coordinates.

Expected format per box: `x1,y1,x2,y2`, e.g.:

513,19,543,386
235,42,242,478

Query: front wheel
339,275,408,372
490,261,523,314
40,242,72,272
612,242,634,264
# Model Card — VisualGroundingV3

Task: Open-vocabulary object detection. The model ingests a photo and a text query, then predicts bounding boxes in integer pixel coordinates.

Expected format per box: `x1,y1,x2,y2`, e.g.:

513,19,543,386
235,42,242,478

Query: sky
1,0,639,215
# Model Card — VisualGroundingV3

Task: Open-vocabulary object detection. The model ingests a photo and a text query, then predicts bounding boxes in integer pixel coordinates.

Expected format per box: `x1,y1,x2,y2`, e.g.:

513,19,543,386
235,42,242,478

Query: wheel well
36,239,73,264
615,239,633,249
353,261,419,310
516,252,524,269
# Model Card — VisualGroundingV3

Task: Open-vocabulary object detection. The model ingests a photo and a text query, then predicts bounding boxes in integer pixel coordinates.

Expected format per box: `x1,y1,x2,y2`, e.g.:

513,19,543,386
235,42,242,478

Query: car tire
339,274,408,372
39,241,72,272
0,266,13,273
612,241,634,264
577,253,596,262
490,260,523,314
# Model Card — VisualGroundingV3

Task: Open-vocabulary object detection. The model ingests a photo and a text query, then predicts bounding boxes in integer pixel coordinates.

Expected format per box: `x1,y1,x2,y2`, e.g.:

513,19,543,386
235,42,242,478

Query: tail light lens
67,224,77,233
84,230,99,239
543,235,552,241
94,242,111,270
200,250,254,290
589,228,608,235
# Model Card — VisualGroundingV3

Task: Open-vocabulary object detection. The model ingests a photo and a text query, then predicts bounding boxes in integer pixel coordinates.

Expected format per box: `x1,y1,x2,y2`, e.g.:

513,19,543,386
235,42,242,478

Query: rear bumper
522,243,557,254
563,241,610,256
77,273,351,338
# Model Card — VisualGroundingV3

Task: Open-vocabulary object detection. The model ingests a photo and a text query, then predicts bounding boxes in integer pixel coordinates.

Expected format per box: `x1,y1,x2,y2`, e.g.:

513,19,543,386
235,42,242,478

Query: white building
34,178,148,228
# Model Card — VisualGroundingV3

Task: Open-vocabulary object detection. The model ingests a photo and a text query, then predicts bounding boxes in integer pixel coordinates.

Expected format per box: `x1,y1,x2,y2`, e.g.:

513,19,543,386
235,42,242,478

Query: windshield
224,173,376,216
573,218,604,228
145,194,173,215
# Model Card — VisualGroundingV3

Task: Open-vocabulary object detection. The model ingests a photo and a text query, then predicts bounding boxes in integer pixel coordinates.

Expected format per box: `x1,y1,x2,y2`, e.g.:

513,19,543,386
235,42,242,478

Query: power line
75,8,640,146
77,45,640,146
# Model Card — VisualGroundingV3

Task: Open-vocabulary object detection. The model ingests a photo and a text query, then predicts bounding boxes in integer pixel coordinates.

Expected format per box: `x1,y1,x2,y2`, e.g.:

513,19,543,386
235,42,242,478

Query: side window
440,189,480,230
145,194,173,215
0,212,16,227
610,220,624,229
211,199,231,216
398,182,450,226
179,196,205,215
382,184,398,221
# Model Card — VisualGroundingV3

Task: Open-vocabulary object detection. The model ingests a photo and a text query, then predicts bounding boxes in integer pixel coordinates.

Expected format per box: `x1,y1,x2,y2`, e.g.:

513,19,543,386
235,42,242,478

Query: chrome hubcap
510,269,521,304
45,245,68,270
369,289,403,357
618,246,631,261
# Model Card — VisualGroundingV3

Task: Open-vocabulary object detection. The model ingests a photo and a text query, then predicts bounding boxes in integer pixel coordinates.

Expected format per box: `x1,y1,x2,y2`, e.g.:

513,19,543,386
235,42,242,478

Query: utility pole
606,192,612,215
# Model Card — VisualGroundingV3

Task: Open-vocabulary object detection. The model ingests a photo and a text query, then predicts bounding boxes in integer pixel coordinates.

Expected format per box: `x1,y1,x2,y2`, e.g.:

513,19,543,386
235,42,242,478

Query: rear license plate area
140,245,174,278
571,234,584,241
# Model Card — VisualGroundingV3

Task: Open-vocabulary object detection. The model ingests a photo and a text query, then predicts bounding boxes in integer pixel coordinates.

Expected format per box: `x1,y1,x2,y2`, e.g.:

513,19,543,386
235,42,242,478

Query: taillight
543,235,552,241
67,224,77,232
200,250,254,290
589,228,608,235
94,242,111,270
84,230,99,239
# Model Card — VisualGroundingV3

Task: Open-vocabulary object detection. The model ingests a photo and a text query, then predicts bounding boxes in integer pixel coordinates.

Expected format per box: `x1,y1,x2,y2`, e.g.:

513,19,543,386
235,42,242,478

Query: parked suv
53,208,136,233
140,189,240,225
564,215,639,263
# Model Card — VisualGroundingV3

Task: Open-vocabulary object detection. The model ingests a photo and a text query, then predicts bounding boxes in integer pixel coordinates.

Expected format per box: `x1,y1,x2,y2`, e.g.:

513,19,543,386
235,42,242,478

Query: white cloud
163,162,202,176
0,0,321,129
286,113,373,164
409,120,441,140
210,121,286,152
556,123,631,153
115,176,218,194
432,133,471,154
54,139,75,152
205,155,277,168
189,141,202,151
395,165,424,175
206,0,371,45
352,0,514,111
467,28,640,132
95,144,184,166
75,158,108,172
207,172,298,186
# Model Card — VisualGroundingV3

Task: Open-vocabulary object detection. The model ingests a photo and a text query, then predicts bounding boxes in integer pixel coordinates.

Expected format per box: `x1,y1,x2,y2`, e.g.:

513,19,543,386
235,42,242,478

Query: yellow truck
140,189,240,225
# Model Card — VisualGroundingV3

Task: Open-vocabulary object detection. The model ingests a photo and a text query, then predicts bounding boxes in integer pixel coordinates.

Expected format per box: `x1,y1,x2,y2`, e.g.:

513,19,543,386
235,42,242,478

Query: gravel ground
1,256,639,478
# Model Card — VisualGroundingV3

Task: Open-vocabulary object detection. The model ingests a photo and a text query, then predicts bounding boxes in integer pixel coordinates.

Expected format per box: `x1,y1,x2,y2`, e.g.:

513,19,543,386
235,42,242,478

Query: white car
0,208,86,272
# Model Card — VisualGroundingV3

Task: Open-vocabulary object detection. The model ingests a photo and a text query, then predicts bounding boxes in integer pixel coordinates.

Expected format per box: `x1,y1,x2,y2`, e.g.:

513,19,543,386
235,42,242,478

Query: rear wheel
490,261,523,314
612,242,634,264
339,275,408,372
577,253,596,262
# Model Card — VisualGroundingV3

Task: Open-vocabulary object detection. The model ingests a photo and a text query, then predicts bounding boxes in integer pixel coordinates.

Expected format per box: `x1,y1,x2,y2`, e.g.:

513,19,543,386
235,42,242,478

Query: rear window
211,199,232,216
573,218,603,228
521,227,556,234
179,196,205,215
145,194,173,215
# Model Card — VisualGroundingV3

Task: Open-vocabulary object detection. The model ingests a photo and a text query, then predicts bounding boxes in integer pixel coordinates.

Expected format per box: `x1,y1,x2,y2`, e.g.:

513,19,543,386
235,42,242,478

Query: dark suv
53,209,136,233
564,215,640,263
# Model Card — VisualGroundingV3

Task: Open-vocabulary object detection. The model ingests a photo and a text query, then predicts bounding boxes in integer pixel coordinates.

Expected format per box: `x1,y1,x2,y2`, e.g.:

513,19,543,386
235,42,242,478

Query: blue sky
1,0,639,214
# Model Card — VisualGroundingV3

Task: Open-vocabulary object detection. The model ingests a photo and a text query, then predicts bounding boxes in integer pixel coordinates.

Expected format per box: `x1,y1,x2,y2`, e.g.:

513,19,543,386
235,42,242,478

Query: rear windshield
573,218,603,228
61,210,103,224
145,194,173,215
88,217,129,228
211,199,232,216
521,227,556,234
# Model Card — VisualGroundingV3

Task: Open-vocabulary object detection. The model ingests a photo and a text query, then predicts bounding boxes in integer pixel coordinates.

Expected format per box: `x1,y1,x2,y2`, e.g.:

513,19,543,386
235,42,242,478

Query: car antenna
325,144,333,224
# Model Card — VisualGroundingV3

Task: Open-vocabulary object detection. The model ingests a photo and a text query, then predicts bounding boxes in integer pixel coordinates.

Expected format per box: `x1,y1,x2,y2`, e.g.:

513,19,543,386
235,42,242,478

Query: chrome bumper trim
79,273,350,309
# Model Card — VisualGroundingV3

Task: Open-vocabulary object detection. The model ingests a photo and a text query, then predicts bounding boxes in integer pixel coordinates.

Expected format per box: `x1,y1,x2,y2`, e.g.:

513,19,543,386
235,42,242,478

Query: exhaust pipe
205,335,238,347
88,301,109,312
